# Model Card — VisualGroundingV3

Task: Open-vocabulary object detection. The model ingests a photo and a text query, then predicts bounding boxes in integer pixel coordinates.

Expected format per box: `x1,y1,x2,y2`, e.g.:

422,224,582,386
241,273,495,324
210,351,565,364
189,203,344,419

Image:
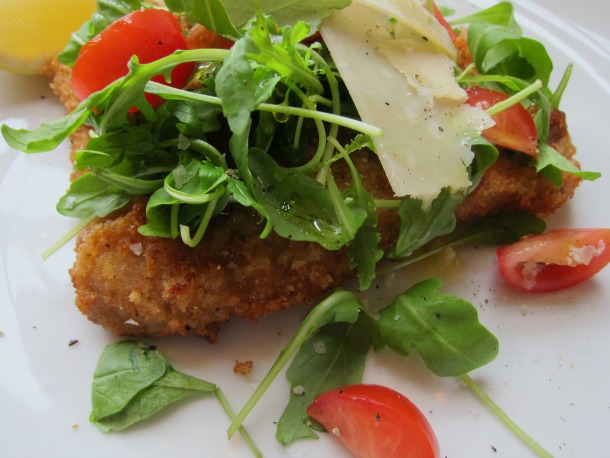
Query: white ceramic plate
1,1,609,457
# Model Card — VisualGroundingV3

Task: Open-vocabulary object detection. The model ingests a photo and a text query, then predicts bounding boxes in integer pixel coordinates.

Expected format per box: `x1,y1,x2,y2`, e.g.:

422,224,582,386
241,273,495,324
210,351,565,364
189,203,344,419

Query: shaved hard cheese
353,0,456,59
320,0,492,205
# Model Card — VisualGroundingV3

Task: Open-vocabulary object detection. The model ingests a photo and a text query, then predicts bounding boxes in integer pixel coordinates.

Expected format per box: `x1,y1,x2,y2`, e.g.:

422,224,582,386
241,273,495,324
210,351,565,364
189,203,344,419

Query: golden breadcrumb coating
45,34,581,341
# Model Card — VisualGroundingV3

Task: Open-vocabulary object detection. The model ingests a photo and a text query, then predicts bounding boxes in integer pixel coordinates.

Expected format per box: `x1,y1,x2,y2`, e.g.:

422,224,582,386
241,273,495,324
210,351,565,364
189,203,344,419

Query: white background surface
1,1,609,457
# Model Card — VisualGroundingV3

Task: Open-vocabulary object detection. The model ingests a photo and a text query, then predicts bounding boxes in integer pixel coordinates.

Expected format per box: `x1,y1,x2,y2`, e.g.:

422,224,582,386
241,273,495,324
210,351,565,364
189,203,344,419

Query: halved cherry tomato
306,384,440,458
497,228,610,293
186,23,234,50
465,86,538,157
71,9,194,108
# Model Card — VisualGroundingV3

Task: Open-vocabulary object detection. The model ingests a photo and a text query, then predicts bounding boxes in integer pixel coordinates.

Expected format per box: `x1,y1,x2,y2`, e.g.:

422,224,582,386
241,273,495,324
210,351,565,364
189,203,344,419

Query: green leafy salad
0,0,600,456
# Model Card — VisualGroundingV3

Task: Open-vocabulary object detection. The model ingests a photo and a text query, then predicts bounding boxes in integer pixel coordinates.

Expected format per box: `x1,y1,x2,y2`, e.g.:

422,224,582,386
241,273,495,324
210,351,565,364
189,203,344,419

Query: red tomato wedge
465,86,538,157
71,9,194,108
307,384,440,458
497,228,610,293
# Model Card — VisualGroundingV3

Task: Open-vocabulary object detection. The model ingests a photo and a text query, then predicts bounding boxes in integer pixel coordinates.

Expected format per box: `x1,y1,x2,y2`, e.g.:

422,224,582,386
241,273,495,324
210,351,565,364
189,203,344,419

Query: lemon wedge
0,0,97,74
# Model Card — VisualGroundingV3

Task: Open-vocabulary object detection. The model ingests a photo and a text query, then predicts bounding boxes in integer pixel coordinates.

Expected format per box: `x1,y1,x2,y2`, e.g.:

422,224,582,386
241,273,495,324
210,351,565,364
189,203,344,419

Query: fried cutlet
45,38,581,342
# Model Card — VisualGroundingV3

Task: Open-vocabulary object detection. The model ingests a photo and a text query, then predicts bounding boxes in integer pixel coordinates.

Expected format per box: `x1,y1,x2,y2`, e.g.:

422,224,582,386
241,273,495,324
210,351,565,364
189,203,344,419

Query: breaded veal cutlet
44,26,581,342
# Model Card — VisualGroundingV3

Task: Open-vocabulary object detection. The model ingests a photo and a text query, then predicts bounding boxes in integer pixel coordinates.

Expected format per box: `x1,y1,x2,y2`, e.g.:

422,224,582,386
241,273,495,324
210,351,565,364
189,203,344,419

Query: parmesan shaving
320,0,493,205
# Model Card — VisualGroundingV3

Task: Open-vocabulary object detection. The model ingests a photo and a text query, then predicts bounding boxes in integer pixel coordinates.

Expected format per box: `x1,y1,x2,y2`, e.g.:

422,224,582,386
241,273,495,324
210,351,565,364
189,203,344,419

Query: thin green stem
373,198,401,210
550,64,573,109
42,216,95,260
456,62,476,83
287,85,328,175
460,374,554,458
214,388,263,458
375,243,453,277
170,204,180,239
180,197,219,247
227,289,357,438
486,80,543,116
146,81,382,138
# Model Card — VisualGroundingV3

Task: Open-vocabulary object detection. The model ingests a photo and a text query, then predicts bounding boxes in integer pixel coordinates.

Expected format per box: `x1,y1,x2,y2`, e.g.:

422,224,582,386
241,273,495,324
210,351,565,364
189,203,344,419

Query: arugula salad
1,0,609,456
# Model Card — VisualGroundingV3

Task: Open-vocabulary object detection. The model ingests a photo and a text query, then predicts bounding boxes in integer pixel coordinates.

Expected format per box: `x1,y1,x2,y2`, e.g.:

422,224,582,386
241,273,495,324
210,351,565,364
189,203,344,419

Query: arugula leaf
389,188,463,259
276,310,377,444
468,22,553,86
451,212,546,247
376,211,545,278
245,15,324,94
138,159,230,240
451,1,519,30
168,97,224,139
537,144,601,186
379,278,499,377
336,140,383,290
461,3,553,86
227,288,363,439
164,0,241,39
92,166,165,195
0,79,122,153
226,179,273,237
221,0,351,32
469,136,499,188
90,341,216,432
249,148,360,250
57,172,132,218
138,188,181,238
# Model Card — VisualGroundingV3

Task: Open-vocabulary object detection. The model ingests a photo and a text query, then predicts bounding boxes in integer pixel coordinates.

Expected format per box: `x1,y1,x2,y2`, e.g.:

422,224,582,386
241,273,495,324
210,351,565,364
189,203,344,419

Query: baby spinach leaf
90,341,216,432
91,341,168,420
276,310,378,444
379,278,499,377
93,368,216,432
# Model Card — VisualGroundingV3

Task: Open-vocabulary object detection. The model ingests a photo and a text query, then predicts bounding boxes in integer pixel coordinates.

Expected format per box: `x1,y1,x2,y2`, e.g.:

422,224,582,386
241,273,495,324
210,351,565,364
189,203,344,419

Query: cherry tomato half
497,228,610,293
307,384,440,458
465,86,538,157
71,8,194,108
186,23,234,50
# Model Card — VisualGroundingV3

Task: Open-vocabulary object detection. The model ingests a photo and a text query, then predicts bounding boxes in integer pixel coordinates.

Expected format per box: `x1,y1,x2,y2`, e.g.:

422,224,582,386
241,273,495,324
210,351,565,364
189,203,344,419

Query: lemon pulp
0,0,97,74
